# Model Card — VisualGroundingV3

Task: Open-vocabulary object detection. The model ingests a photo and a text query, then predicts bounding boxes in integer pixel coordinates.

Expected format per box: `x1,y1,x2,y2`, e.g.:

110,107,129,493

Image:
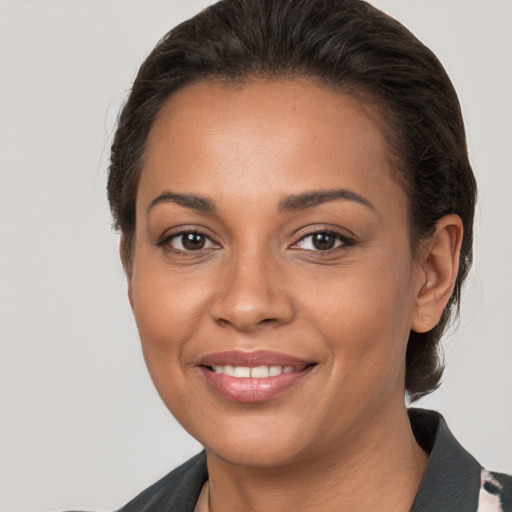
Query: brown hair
107,0,476,400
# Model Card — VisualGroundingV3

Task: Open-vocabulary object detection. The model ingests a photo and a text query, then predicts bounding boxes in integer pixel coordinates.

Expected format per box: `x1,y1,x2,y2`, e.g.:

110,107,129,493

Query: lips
197,350,316,403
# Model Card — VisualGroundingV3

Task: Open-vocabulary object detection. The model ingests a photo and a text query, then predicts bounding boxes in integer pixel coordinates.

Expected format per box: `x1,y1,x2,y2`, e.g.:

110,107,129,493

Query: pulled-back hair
108,0,476,400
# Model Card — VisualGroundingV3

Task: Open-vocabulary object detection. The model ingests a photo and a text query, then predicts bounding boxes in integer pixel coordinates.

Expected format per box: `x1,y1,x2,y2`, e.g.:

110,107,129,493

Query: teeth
211,364,296,378
269,365,282,376
223,365,235,376
233,366,251,378
251,365,269,378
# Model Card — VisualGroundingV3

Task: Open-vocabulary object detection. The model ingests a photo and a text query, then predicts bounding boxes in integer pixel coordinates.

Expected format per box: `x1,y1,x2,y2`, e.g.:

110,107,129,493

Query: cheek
130,259,211,365
304,252,415,374
129,268,212,423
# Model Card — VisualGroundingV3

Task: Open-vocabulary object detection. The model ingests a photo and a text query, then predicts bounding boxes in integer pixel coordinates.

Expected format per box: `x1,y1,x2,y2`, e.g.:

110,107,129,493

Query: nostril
210,277,295,330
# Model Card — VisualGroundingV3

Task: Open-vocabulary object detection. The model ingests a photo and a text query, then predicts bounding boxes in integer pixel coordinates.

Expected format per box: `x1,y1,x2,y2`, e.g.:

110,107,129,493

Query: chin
206,439,306,469
193,413,315,469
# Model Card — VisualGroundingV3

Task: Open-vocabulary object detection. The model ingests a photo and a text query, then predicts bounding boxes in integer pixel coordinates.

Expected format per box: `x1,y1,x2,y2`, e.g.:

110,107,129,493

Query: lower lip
199,366,314,403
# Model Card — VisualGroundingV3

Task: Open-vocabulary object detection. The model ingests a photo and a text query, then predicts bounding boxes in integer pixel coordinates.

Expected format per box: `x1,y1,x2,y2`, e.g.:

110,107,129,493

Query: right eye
164,231,219,252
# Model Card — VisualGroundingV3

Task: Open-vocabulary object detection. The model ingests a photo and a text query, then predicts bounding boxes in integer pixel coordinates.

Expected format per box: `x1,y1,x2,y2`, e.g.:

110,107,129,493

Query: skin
126,79,463,512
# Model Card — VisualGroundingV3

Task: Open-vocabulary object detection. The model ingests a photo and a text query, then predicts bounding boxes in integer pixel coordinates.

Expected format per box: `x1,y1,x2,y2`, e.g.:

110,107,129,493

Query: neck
205,404,428,512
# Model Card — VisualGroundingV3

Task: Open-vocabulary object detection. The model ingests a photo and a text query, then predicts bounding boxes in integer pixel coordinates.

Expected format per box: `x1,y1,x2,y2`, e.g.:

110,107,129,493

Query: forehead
140,78,406,214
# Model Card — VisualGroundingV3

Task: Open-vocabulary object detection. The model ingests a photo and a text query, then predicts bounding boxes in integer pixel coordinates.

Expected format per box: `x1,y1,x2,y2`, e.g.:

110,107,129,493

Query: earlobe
411,214,463,333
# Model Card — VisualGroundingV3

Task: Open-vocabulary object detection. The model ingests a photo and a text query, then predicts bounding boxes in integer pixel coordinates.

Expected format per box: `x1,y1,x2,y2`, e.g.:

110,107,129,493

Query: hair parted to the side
107,0,476,400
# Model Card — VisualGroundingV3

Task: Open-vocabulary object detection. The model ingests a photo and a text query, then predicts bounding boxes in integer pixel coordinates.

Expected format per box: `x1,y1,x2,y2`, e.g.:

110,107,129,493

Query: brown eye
311,232,336,250
293,230,353,252
166,231,218,252
181,233,205,250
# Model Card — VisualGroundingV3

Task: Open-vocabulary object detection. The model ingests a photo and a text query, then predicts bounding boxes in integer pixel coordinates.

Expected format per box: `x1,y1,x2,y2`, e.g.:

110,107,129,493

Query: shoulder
408,408,511,512
116,451,208,512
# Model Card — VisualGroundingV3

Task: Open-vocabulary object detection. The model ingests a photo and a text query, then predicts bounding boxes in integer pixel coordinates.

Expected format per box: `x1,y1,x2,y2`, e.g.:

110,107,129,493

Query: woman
105,0,510,510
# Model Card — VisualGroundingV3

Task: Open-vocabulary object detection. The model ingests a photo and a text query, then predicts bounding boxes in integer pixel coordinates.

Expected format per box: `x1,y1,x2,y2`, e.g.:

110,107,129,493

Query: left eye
294,231,345,251
167,232,218,251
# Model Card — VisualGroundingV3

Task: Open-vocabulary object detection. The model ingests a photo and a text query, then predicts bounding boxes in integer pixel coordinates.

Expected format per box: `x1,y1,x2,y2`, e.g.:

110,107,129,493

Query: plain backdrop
0,1,511,510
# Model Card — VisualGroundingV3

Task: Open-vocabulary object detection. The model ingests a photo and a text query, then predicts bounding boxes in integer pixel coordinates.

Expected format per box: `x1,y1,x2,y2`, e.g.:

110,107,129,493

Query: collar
409,408,481,511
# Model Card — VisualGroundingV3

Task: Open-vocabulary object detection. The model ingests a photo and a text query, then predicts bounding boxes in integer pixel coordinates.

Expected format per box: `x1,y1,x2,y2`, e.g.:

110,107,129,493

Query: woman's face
129,79,426,467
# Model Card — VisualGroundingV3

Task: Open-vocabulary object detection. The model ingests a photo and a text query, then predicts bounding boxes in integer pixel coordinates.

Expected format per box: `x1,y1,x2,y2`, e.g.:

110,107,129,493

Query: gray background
1,1,511,510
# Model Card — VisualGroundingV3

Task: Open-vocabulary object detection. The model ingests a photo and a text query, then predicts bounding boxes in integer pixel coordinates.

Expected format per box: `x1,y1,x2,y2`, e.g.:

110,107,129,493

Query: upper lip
198,350,314,369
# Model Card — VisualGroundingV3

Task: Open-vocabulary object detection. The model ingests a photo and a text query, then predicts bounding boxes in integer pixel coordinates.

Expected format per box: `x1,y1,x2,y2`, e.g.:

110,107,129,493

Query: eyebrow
278,189,375,212
146,187,375,216
146,191,218,215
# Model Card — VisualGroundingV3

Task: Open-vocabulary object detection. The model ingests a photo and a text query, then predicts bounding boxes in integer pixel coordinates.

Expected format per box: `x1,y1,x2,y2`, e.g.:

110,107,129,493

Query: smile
197,351,316,402
210,365,296,378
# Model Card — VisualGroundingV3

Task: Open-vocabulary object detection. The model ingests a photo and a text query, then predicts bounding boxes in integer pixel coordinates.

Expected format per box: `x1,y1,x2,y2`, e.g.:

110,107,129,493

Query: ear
119,235,135,311
411,214,463,333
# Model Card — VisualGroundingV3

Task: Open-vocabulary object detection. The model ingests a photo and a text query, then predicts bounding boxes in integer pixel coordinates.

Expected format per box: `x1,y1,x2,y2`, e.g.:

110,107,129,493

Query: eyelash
292,229,355,253
157,228,355,254
156,230,219,253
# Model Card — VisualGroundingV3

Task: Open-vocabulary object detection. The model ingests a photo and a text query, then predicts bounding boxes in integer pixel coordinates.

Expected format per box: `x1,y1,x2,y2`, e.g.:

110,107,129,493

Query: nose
210,250,295,332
